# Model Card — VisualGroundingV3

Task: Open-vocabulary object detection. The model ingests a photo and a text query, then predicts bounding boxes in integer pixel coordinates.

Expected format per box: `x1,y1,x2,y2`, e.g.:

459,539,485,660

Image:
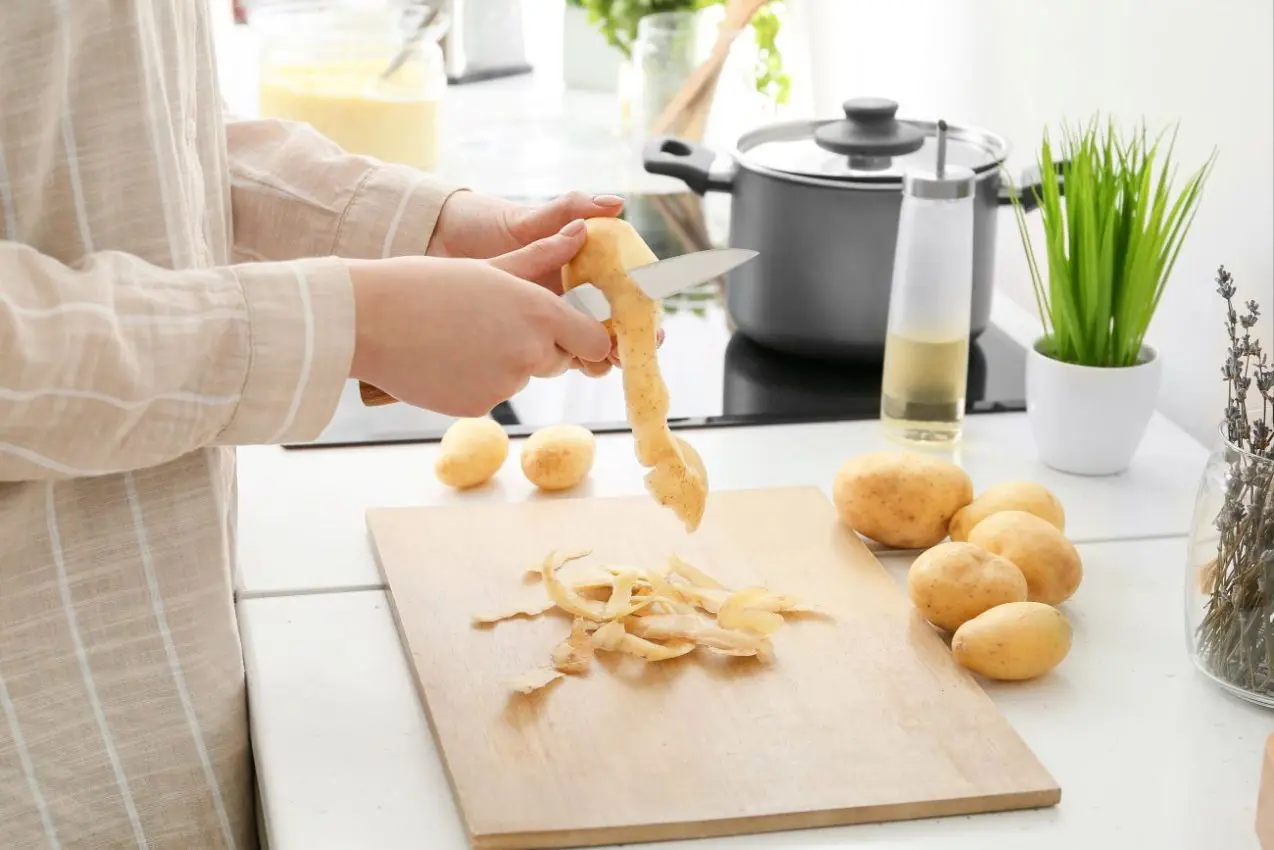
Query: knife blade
562,248,758,322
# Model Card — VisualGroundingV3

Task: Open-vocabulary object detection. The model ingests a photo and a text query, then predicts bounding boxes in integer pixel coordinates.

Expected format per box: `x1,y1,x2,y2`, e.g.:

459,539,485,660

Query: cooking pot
643,96,1056,361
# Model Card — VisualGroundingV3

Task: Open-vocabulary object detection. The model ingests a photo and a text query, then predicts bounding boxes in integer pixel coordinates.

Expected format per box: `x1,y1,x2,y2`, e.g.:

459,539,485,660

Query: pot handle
997,160,1068,212
642,135,735,196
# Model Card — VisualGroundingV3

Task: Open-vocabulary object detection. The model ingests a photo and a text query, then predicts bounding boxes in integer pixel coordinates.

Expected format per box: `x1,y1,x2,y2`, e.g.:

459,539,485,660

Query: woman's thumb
488,219,586,281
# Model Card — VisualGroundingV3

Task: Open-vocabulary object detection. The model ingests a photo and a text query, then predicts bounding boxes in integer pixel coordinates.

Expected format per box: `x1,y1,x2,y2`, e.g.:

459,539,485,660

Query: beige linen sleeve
0,243,354,481
224,113,466,263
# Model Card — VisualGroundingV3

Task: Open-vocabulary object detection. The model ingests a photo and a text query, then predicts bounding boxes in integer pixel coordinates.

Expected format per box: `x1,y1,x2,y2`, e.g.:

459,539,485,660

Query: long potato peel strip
561,218,709,532
485,550,828,694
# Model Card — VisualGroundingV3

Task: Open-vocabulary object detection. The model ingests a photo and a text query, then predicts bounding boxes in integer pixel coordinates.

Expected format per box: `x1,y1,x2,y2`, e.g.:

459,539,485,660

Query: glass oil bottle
880,120,977,445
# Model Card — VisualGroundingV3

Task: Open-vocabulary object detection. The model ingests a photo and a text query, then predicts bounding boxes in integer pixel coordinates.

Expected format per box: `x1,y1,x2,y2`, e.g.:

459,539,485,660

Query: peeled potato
832,451,973,549
907,542,1028,632
521,424,597,491
951,601,1072,681
434,417,509,489
949,480,1065,542
967,510,1083,605
562,218,707,531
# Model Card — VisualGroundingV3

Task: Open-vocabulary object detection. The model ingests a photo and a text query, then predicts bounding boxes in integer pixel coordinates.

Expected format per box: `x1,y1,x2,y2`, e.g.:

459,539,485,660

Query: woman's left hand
428,190,625,291
428,190,664,376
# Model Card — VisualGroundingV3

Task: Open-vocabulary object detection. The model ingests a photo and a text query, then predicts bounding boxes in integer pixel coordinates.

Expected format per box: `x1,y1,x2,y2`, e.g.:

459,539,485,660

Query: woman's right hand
346,221,612,417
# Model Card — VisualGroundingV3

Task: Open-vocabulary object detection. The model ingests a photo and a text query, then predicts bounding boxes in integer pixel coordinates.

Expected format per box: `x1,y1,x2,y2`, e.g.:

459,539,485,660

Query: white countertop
236,407,1208,597
239,536,1269,850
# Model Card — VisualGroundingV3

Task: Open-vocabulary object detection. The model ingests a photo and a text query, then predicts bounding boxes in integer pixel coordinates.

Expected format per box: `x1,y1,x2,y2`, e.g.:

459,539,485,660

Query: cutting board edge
363,484,850,586
467,785,1063,850
363,484,833,523
372,549,484,847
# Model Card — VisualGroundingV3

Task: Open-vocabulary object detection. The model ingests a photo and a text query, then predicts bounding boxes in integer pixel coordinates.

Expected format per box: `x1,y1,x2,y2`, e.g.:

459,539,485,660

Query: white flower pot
562,5,622,92
1025,338,1163,476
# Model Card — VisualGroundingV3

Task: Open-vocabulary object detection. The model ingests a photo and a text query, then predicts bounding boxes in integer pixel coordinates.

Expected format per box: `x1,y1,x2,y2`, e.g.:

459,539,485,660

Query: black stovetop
285,191,1026,450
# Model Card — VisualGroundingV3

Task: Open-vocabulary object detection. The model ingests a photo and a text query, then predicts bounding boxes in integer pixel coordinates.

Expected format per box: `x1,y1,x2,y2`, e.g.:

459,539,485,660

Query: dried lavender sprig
1197,266,1274,696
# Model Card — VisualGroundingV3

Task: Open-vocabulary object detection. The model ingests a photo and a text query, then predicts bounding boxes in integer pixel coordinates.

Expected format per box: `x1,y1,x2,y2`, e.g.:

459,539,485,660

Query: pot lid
742,97,1007,184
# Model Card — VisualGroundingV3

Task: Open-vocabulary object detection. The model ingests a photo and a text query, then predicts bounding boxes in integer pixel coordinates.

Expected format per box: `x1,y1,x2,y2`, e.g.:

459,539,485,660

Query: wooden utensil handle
1257,734,1274,848
650,37,733,135
649,0,767,136
359,381,398,406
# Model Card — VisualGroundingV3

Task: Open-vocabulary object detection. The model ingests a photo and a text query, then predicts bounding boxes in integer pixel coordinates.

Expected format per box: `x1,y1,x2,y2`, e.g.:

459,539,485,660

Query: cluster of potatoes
434,418,597,493
832,450,1080,683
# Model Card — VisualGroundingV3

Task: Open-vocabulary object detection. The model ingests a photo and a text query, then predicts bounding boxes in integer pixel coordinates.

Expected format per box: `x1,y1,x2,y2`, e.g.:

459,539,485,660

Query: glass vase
628,10,705,140
1185,427,1274,707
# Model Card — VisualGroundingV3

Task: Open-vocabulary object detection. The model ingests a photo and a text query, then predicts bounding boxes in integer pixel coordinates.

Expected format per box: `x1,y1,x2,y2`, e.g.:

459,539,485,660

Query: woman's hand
427,190,625,291
426,191,664,374
349,221,613,416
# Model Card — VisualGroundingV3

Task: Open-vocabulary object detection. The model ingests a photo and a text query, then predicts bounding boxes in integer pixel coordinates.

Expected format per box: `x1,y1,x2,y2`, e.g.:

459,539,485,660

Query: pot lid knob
813,97,927,158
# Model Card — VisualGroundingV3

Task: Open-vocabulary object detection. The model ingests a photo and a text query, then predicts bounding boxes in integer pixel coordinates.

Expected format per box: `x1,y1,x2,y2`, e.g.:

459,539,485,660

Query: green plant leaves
571,0,789,104
749,5,790,105
1006,116,1217,368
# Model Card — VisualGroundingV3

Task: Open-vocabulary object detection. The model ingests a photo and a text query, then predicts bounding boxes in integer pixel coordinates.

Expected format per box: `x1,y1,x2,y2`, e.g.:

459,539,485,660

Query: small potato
907,542,1028,632
832,451,973,549
435,417,509,489
521,425,597,491
948,480,1065,542
967,510,1083,605
951,601,1072,681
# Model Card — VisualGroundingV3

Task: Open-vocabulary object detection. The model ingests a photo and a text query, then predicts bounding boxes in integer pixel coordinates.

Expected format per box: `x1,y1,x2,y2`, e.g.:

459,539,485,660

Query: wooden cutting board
368,486,1060,849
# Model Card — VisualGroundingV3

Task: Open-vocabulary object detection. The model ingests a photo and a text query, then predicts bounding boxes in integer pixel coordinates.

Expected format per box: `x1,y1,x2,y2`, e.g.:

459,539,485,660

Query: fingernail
592,194,624,206
559,218,585,236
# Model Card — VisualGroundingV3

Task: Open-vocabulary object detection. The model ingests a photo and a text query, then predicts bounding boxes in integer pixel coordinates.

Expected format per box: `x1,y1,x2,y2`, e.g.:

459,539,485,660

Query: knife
561,247,758,322
358,247,758,406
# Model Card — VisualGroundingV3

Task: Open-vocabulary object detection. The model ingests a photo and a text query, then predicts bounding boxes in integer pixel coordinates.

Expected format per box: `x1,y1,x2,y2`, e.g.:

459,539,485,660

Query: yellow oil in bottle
880,332,969,445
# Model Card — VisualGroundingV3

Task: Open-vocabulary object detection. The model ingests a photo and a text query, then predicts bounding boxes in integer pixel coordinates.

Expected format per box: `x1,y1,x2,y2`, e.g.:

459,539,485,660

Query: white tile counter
239,537,1268,850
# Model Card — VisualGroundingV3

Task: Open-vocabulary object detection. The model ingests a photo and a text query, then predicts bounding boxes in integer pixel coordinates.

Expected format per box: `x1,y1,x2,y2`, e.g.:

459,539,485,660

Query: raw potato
907,542,1028,632
967,510,1083,605
521,424,597,491
951,601,1072,681
948,480,1065,542
435,417,509,489
561,218,708,531
832,451,974,549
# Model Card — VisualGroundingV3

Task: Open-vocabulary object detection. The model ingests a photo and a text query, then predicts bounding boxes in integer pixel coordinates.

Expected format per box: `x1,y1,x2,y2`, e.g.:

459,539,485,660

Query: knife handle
359,381,398,406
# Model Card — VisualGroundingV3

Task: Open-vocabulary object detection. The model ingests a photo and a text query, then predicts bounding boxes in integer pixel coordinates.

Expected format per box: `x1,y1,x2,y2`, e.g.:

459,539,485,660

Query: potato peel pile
481,550,828,694
561,218,709,532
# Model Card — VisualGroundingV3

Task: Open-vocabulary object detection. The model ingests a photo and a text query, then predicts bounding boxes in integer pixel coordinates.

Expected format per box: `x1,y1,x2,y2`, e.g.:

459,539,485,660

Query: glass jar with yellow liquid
252,0,446,171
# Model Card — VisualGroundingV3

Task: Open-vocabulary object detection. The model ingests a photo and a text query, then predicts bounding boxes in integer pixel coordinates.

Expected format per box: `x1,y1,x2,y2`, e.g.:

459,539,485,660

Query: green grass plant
1007,117,1217,368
